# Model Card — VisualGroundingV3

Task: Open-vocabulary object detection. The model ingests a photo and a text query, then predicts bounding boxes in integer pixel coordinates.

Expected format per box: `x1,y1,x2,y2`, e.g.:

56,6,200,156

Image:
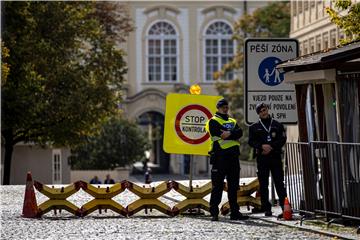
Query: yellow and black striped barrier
126,181,173,217
25,173,261,218
220,178,261,215
171,181,212,216
34,180,82,217
80,180,128,217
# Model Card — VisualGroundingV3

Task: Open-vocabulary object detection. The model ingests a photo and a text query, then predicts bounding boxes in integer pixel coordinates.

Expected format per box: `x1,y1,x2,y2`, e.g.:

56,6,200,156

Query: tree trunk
3,140,14,185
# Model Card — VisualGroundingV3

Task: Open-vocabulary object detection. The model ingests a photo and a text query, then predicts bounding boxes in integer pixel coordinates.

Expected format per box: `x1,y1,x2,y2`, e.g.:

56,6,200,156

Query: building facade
290,0,360,55
291,0,343,55
286,0,359,142
1,145,71,185
280,0,360,217
286,0,360,143
279,1,360,220
121,1,268,175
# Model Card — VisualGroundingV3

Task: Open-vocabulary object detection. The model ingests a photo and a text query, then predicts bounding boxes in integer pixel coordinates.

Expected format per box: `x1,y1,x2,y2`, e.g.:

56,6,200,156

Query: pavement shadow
184,215,276,228
226,219,276,227
41,216,82,221
128,215,172,219
223,218,276,227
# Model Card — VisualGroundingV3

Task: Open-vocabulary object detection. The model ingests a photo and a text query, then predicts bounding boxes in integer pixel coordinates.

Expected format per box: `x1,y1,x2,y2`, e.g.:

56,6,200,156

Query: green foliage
1,2,133,184
1,43,10,84
70,117,150,170
238,1,290,38
326,0,360,44
215,2,290,160
2,1,133,146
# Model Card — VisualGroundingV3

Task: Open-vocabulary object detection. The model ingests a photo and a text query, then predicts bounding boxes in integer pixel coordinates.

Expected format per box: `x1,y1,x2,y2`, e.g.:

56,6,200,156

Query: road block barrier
34,180,82,217
220,178,261,215
23,172,261,218
126,181,173,216
171,181,212,216
80,180,128,217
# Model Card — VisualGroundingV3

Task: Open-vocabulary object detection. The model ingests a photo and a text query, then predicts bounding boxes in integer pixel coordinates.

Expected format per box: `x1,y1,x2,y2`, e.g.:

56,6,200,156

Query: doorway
137,111,170,173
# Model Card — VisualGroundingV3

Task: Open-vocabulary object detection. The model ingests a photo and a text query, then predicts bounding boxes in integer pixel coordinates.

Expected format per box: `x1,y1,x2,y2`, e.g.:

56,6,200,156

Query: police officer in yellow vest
205,99,249,221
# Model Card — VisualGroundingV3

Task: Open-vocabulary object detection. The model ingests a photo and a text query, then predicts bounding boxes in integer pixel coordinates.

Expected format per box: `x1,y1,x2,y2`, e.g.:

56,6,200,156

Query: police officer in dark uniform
248,103,287,217
205,99,249,221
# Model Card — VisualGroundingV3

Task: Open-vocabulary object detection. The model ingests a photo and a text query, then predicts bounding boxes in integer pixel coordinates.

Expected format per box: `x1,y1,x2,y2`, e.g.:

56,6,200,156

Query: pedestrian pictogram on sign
163,93,222,155
175,105,212,144
258,57,284,86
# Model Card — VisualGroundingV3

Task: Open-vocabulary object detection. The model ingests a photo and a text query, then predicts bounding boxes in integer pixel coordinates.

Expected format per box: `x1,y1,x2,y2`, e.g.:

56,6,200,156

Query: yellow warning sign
163,93,222,155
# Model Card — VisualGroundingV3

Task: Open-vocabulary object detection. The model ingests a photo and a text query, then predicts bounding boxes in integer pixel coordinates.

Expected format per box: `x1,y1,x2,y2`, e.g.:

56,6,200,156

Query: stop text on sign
175,105,212,144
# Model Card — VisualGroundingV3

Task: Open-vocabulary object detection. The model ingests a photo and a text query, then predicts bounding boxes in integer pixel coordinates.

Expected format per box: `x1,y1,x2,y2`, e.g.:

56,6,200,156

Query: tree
70,117,150,170
1,43,10,85
1,2,134,184
214,2,290,160
326,0,360,44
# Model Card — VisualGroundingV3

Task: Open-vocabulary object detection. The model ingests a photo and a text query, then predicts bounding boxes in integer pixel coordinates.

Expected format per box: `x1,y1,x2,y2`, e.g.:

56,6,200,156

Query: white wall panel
178,8,190,84
136,8,146,92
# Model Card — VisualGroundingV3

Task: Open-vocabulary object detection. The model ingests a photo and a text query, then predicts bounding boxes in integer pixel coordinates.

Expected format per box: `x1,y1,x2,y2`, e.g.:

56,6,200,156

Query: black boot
251,208,265,213
264,211,272,217
230,212,249,220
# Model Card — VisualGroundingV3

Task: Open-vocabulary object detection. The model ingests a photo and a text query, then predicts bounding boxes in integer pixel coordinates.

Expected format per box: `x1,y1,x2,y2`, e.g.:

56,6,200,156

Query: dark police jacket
248,117,286,157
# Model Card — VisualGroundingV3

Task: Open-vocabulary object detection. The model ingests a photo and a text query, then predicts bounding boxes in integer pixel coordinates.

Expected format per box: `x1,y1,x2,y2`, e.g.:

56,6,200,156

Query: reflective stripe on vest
205,115,240,150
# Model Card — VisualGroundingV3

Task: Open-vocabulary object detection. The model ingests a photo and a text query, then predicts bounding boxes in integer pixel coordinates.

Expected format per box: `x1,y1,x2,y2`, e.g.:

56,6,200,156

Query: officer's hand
262,144,272,155
220,130,231,139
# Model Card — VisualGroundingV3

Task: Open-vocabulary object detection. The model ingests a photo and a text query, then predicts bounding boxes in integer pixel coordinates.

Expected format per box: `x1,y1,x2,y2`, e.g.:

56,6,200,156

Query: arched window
204,21,234,81
147,21,178,82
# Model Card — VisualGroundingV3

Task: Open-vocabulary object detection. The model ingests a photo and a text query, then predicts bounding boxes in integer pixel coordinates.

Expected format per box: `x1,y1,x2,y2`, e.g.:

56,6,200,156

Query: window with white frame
147,21,178,82
52,149,62,184
204,21,234,81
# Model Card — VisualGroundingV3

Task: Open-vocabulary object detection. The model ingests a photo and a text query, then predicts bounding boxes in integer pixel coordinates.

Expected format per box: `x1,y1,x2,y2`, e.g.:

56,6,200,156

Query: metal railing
285,141,360,221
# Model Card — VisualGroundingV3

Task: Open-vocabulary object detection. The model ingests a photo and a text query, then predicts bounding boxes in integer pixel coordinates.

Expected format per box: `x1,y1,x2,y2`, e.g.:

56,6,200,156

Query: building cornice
291,20,336,39
144,5,180,15
201,5,237,15
124,88,167,103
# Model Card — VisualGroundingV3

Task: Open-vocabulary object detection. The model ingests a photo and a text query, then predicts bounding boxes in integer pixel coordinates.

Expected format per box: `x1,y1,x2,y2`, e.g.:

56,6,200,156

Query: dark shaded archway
137,111,170,173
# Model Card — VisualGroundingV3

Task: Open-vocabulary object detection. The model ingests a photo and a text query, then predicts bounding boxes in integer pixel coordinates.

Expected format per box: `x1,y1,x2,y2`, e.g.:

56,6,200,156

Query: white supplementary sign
245,38,299,124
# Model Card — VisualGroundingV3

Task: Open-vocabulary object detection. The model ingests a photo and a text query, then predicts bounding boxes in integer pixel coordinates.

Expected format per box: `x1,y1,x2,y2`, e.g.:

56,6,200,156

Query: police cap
216,99,229,108
256,103,268,114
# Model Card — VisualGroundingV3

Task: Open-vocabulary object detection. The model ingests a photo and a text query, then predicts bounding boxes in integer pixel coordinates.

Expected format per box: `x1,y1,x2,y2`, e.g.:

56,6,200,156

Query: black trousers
209,151,240,216
256,154,287,211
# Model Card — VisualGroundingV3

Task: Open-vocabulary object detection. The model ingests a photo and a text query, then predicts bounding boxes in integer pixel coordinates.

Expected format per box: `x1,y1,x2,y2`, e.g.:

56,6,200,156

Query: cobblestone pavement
0,181,339,240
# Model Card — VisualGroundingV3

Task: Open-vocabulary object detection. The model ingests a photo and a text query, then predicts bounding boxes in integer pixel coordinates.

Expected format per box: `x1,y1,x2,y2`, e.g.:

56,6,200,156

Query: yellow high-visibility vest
205,115,240,150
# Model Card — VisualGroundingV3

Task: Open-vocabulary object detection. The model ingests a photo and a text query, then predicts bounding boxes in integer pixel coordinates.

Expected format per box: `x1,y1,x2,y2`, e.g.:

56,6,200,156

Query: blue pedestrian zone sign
258,57,284,86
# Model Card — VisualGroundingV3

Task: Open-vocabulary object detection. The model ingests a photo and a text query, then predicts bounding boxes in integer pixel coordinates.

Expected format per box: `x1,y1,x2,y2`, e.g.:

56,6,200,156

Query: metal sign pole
189,155,193,191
